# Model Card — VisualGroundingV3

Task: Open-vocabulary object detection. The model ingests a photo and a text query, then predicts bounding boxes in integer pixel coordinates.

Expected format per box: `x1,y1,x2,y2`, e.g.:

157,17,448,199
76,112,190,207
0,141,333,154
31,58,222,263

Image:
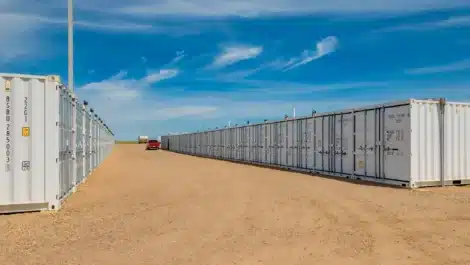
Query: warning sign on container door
22,161,31,171
5,80,11,91
22,127,30,137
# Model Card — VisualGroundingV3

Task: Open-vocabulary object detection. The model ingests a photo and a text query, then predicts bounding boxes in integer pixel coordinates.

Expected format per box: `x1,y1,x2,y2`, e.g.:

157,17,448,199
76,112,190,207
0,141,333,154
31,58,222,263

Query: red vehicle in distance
146,140,161,150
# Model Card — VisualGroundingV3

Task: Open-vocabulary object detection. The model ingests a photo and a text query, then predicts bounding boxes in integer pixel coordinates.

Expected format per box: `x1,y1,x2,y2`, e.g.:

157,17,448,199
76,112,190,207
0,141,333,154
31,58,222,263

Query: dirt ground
1,144,470,265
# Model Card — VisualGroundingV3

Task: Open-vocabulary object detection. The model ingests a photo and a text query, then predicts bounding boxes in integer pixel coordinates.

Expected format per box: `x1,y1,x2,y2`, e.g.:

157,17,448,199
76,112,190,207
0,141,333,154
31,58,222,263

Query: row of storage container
0,73,115,214
162,99,470,188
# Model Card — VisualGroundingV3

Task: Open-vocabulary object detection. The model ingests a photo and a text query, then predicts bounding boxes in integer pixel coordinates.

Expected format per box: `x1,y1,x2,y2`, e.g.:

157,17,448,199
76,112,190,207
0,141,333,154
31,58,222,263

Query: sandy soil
1,144,470,265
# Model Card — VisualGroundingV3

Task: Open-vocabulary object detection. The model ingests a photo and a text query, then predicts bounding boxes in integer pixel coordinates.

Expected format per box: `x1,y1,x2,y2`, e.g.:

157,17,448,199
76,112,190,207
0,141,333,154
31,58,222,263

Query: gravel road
1,144,470,265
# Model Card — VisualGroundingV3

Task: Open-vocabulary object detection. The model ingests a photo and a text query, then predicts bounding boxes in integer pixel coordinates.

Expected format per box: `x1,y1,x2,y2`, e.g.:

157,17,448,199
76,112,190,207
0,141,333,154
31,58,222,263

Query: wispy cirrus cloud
210,45,263,69
1,12,155,33
114,0,470,17
77,69,219,124
0,11,164,62
379,15,470,32
80,68,179,98
405,59,470,75
144,69,180,83
170,50,186,64
279,36,339,71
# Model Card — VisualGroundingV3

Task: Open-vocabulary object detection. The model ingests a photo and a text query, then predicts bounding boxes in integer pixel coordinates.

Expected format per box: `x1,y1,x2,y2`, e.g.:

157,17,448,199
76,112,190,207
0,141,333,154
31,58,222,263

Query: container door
292,120,298,167
280,122,286,166
300,119,307,168
212,132,215,157
239,127,242,160
76,106,84,183
253,125,258,162
234,128,237,159
257,125,262,163
303,119,308,168
298,120,303,168
222,130,226,158
271,124,276,164
194,134,197,154
226,130,229,159
314,116,326,171
306,118,314,169
275,123,280,165
383,105,411,181
207,132,210,156
241,127,245,160
333,113,353,174
220,131,223,158
263,124,267,163
258,125,263,163
297,119,307,168
342,113,354,175
211,132,214,157
269,124,274,164
216,132,219,157
354,110,378,178
231,128,235,160
296,120,301,168
59,89,72,198
237,128,241,160
264,124,269,163
247,126,251,161
240,128,244,160
244,127,249,161
234,128,237,160
236,128,240,160
286,121,292,166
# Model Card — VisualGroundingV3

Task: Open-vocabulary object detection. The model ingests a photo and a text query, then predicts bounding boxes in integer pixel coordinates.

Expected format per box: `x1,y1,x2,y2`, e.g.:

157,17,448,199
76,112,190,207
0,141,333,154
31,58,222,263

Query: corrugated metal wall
163,99,470,188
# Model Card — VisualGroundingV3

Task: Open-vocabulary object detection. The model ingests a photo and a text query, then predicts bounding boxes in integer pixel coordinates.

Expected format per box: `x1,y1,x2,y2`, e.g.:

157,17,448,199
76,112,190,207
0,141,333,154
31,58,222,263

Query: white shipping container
0,74,62,213
0,73,114,214
164,99,470,188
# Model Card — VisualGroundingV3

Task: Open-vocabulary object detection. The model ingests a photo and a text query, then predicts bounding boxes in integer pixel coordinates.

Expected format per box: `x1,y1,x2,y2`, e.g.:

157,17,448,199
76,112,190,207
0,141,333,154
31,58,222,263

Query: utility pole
68,0,74,91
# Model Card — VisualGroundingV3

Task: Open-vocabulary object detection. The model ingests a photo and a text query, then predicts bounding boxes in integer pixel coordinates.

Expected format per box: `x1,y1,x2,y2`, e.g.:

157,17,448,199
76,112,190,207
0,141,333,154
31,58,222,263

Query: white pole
293,106,296,118
68,0,74,91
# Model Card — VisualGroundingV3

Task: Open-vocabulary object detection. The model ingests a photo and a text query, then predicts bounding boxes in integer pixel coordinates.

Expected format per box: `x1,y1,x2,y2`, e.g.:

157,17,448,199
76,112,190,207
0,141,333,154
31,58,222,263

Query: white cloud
74,20,154,32
405,59,470,75
114,0,470,17
76,69,220,127
379,15,470,32
281,36,339,71
80,68,179,101
144,69,179,83
170,50,186,64
211,45,263,68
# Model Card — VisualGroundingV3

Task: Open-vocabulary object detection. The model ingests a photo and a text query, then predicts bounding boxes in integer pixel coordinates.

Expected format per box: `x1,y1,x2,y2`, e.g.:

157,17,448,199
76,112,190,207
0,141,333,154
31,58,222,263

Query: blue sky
1,0,470,139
